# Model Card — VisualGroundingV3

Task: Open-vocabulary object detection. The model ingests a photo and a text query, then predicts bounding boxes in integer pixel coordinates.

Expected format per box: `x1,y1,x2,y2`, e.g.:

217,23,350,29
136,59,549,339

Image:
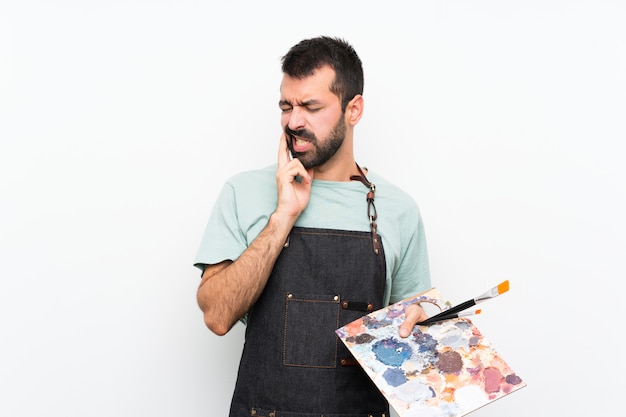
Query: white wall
1,1,624,416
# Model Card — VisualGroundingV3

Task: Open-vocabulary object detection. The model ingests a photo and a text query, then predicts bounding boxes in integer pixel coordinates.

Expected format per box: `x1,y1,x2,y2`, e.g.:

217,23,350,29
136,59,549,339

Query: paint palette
335,288,526,417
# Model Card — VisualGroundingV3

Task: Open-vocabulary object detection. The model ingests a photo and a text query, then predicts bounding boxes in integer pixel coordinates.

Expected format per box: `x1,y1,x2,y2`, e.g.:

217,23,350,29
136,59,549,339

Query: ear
345,94,364,126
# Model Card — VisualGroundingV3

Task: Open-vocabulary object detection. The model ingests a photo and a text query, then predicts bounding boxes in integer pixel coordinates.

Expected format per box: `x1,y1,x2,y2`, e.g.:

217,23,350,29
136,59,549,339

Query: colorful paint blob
383,367,408,387
335,288,526,417
372,338,413,367
436,350,464,374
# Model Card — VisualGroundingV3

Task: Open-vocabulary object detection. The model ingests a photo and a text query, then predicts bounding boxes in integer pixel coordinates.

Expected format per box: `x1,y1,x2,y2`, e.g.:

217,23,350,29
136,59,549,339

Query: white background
1,1,624,416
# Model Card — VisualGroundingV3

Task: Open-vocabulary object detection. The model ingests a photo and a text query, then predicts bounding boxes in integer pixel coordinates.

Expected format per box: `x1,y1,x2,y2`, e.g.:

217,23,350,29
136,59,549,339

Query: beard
285,116,346,169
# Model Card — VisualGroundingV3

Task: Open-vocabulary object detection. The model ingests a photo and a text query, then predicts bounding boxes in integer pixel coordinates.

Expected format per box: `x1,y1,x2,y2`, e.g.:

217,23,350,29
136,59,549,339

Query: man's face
279,66,346,169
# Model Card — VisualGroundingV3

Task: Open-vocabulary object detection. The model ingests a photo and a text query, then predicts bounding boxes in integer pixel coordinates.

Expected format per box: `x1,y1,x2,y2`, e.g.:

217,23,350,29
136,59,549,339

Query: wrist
268,210,298,235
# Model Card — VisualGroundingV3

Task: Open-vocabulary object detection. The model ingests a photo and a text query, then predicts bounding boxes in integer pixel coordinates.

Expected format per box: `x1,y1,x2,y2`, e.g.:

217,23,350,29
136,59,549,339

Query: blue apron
228,226,389,417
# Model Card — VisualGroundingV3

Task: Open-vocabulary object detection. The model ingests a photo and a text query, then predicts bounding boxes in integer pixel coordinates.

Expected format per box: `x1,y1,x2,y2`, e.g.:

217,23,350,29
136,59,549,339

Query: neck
312,157,361,181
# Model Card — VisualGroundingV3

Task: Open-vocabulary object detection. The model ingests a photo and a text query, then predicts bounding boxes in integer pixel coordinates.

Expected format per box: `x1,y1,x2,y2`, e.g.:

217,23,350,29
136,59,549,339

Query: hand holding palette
335,286,525,417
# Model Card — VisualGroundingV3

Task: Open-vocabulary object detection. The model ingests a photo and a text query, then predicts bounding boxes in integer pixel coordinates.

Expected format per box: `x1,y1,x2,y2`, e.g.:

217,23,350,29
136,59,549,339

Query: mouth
290,134,311,153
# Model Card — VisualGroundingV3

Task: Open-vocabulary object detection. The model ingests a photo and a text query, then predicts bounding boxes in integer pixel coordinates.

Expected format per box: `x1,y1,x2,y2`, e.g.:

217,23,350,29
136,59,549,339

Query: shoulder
225,164,277,187
222,164,278,198
366,170,420,210
219,164,278,215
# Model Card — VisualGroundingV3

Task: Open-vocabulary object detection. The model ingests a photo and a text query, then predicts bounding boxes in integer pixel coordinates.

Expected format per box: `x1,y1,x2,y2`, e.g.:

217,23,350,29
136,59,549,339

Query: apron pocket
283,293,340,368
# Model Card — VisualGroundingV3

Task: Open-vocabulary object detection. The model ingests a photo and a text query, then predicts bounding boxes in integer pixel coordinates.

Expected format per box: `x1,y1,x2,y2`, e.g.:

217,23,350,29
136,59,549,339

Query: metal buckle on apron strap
349,163,380,255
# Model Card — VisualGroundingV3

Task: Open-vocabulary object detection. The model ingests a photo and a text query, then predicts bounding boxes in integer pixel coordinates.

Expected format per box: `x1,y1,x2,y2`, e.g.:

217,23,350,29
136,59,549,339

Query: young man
194,36,431,417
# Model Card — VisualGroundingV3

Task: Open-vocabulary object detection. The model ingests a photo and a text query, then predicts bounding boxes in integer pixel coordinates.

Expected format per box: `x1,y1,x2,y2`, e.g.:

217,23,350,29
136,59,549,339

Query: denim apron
229,226,389,417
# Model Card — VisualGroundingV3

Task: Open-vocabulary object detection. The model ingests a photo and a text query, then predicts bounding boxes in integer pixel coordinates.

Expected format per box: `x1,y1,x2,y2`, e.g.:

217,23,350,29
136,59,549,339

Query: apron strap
350,163,380,255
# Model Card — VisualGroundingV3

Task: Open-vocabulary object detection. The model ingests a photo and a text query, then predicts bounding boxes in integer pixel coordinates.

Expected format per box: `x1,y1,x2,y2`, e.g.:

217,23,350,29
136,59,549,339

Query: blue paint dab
383,367,407,387
372,337,412,367
455,321,471,330
413,331,438,353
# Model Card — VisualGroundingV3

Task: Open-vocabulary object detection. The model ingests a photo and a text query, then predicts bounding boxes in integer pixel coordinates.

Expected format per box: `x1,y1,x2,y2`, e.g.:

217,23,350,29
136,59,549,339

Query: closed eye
279,101,293,113
279,99,323,113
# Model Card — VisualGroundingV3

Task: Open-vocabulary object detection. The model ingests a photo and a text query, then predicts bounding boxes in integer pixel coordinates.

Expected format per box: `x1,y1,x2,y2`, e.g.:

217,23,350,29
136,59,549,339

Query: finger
303,167,314,184
277,133,313,184
399,304,428,338
291,162,313,185
279,159,312,185
277,132,291,169
398,322,414,338
294,167,313,185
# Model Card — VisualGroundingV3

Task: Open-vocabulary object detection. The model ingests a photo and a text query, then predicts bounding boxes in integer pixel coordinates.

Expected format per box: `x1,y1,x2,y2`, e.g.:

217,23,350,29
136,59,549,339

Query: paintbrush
417,309,482,325
417,280,509,326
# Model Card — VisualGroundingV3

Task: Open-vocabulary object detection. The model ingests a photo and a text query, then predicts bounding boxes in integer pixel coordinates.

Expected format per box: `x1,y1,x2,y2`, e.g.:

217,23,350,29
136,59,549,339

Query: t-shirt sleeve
388,211,431,304
193,182,248,274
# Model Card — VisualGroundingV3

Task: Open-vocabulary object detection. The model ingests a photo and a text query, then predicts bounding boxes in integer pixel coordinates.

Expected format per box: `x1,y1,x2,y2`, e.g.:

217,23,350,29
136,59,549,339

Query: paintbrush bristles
418,281,511,325
497,280,510,294
476,280,510,301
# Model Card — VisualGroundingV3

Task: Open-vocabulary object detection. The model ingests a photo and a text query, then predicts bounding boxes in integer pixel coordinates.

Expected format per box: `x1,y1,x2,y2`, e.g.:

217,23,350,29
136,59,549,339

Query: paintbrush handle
417,299,476,325
417,309,481,325
442,299,477,316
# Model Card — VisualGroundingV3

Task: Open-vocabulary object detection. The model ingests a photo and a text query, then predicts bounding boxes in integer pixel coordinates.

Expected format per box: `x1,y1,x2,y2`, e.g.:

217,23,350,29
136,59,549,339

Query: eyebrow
278,99,323,108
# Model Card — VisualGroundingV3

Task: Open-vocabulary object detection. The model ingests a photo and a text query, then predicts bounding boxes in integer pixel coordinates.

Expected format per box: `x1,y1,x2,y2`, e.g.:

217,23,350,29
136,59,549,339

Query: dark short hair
281,36,364,111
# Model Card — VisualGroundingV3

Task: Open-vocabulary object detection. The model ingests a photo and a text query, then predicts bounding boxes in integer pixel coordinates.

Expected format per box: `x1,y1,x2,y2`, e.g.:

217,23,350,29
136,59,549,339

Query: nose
286,106,305,132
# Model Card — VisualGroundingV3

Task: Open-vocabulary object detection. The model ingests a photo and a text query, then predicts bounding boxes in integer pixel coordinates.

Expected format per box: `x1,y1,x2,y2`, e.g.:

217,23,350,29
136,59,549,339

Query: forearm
197,212,294,335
